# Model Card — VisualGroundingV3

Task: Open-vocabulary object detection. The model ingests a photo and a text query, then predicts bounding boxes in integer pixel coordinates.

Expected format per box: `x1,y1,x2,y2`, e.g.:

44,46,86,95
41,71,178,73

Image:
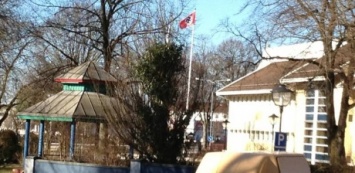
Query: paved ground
0,164,21,173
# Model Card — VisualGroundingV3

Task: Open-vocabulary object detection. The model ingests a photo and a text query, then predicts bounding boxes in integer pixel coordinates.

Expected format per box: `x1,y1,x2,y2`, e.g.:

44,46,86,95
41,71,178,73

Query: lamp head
271,84,292,106
268,114,279,125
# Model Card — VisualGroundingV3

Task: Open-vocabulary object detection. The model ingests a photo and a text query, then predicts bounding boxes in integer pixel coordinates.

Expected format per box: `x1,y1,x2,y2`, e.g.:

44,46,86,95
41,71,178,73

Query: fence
25,157,196,173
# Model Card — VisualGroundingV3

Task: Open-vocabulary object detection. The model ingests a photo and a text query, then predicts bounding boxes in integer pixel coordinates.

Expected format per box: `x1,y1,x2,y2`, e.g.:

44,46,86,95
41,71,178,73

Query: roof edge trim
217,89,272,96
281,76,325,83
55,78,84,83
17,115,73,122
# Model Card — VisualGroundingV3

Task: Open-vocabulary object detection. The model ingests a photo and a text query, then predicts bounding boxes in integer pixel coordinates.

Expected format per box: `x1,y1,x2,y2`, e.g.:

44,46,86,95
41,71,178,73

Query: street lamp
269,114,279,151
196,78,231,140
222,119,229,150
271,84,292,132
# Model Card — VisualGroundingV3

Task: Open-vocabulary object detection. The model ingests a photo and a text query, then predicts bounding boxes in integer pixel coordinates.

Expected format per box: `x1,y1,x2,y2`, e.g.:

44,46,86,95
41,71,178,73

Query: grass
0,164,22,173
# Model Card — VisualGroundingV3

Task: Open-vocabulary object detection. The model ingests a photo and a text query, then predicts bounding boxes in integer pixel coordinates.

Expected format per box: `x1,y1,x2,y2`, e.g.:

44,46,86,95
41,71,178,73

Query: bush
0,130,21,164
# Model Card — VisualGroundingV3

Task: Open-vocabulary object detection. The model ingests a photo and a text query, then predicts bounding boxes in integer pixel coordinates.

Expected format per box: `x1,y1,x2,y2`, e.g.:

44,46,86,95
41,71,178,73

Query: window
304,145,312,151
349,114,353,122
304,89,329,164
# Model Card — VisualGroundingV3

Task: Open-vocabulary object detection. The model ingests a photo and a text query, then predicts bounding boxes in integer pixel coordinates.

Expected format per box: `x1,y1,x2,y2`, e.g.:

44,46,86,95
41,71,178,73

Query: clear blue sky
189,0,245,44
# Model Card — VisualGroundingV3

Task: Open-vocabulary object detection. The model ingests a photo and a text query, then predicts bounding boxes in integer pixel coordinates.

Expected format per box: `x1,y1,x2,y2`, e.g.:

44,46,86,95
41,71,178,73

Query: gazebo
17,61,119,160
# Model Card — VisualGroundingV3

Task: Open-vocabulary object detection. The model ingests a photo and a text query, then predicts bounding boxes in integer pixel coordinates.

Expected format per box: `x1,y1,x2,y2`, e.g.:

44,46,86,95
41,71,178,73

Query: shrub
0,130,21,164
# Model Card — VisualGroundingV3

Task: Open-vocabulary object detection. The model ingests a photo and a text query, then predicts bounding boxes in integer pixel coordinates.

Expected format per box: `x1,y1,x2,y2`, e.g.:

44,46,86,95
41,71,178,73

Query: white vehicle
196,151,311,173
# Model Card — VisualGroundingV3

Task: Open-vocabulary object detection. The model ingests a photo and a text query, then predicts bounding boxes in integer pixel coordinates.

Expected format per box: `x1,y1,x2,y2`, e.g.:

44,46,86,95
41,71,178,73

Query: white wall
225,87,351,159
293,90,307,153
226,94,303,153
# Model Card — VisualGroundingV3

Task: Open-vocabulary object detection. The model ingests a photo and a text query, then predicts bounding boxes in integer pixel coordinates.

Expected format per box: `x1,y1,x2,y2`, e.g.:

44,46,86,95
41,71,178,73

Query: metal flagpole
186,23,195,110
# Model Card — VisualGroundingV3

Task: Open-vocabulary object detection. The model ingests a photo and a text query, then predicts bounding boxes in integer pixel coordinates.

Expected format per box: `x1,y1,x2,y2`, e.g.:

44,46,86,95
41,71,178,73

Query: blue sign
208,136,213,142
274,132,287,151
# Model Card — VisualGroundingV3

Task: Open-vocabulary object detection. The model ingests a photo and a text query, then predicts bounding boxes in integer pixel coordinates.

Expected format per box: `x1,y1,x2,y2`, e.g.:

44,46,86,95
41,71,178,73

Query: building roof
54,61,117,83
258,41,325,70
17,90,120,122
197,103,228,114
282,44,351,82
217,43,352,96
217,60,307,95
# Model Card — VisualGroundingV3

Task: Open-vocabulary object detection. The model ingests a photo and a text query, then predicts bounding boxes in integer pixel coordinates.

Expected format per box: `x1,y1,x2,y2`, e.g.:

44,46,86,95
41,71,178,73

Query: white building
216,42,354,165
186,104,228,143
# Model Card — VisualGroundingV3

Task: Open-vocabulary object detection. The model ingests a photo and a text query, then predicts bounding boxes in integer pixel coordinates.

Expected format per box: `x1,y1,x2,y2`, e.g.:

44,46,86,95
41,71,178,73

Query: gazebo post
69,120,76,160
99,123,108,150
95,122,100,147
23,119,31,160
38,120,45,157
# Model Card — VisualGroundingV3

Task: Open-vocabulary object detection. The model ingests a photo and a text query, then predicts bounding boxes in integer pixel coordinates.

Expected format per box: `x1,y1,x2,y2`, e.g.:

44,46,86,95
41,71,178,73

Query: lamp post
196,78,231,145
269,114,279,151
222,119,229,150
271,84,292,132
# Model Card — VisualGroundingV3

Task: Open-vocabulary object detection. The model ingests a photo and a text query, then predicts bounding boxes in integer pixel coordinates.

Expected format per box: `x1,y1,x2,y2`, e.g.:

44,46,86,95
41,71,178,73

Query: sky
186,0,245,45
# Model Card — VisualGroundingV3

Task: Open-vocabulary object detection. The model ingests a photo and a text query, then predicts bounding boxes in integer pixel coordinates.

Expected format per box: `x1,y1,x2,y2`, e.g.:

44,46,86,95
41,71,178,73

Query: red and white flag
179,11,196,29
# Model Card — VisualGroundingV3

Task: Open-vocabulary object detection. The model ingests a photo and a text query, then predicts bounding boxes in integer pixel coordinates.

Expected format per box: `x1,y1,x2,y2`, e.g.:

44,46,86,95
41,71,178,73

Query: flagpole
186,24,195,110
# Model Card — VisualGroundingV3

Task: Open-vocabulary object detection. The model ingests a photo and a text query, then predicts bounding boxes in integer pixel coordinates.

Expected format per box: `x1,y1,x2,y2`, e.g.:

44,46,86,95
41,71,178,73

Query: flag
179,11,196,29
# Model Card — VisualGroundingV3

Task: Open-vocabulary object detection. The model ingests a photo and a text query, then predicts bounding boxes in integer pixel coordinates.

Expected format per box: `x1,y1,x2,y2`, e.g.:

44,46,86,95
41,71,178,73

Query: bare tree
193,38,216,149
0,0,35,127
214,39,258,81
192,37,258,149
28,0,188,73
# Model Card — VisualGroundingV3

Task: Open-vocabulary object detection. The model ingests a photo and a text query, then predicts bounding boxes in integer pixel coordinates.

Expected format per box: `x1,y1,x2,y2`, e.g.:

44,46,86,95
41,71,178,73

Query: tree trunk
100,0,112,73
329,129,346,164
328,30,355,167
327,61,352,168
204,117,209,149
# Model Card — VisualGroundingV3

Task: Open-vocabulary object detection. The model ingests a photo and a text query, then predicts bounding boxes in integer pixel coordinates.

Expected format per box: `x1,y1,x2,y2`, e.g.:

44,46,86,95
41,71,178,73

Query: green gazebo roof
17,61,120,121
54,61,117,83
18,90,119,121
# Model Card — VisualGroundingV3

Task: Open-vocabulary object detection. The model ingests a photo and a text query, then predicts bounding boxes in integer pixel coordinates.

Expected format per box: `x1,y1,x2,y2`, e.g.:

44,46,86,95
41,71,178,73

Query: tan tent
196,151,311,173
